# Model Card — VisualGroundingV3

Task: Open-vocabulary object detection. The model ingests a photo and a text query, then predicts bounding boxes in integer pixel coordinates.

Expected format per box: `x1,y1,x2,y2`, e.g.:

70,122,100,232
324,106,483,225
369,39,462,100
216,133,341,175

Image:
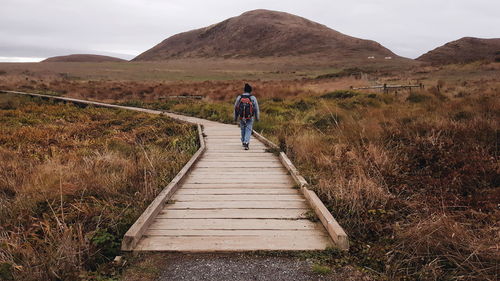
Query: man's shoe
244,143,249,150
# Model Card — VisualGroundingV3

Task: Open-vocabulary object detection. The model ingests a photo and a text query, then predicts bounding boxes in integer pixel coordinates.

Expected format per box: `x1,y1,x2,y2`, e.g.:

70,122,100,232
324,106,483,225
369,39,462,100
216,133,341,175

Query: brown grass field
0,60,499,280
0,94,198,280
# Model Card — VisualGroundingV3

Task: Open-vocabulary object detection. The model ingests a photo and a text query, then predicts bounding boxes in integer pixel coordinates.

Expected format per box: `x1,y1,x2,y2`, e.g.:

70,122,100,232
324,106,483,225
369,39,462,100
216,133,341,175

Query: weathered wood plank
193,167,286,171
182,178,294,184
144,229,325,237
181,183,295,189
203,153,269,157
165,201,308,209
135,235,332,251
187,172,288,176
185,174,290,180
195,162,283,168
172,194,305,201
188,171,288,176
304,189,349,250
148,218,319,230
207,144,267,148
175,188,298,195
204,150,268,154
156,209,309,219
201,154,276,157
200,157,278,161
198,159,281,164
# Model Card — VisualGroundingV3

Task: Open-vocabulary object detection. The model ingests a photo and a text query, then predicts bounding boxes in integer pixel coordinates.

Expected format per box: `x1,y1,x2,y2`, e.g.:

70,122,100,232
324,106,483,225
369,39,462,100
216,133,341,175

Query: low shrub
320,90,358,99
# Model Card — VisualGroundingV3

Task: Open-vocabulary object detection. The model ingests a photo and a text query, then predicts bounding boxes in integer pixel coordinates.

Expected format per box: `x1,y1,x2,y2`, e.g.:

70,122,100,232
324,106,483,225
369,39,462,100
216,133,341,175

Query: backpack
237,95,254,119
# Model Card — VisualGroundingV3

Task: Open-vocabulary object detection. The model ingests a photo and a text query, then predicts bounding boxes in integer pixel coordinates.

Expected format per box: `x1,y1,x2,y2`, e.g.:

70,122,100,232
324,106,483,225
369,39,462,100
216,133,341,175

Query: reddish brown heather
0,95,197,280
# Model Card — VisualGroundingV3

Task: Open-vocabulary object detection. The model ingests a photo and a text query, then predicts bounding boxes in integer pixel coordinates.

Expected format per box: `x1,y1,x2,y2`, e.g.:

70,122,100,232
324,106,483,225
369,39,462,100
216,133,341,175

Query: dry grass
0,94,198,280
100,63,498,280
0,61,498,280
264,85,499,280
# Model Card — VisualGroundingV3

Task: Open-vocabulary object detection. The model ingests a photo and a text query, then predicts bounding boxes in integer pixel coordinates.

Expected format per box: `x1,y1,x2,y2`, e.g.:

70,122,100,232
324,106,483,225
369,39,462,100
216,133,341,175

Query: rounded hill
42,54,126,63
133,9,400,61
417,37,500,64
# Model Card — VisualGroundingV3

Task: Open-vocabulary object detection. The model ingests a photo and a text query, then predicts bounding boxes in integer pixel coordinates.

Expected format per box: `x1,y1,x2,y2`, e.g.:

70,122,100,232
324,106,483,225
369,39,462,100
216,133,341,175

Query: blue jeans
240,118,254,144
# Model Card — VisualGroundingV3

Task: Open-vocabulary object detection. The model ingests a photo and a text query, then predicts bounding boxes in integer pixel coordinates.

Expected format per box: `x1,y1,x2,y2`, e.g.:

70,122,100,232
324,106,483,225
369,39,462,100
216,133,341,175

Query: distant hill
42,54,126,62
133,9,400,62
417,37,500,64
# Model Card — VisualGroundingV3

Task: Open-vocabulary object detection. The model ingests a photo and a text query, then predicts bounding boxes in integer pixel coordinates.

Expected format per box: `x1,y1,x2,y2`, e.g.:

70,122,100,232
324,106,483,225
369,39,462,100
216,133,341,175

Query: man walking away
234,83,259,150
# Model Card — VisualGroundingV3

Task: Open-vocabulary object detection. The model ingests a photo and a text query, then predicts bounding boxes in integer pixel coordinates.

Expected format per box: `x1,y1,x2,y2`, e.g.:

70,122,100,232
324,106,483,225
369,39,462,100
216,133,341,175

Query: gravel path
153,253,369,281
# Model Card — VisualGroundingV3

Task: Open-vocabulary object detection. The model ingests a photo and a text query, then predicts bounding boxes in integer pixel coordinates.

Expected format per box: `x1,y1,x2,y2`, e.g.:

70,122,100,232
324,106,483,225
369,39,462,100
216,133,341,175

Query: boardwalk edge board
121,123,205,251
253,130,349,250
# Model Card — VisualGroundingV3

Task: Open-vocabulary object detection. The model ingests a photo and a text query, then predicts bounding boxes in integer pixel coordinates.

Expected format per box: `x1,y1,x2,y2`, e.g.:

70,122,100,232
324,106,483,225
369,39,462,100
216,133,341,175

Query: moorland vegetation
0,94,198,280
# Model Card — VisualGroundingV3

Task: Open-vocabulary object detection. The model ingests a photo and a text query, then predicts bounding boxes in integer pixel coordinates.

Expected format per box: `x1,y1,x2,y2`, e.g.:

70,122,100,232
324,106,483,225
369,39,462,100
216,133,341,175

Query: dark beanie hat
244,83,252,93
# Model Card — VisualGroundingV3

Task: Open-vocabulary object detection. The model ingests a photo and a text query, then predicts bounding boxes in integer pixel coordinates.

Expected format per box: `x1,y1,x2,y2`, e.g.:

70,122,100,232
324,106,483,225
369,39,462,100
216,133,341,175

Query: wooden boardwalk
0,91,346,252
134,120,334,251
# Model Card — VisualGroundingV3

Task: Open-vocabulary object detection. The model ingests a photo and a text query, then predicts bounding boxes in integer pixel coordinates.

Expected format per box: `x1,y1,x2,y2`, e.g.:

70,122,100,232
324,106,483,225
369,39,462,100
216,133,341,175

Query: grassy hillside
0,94,198,280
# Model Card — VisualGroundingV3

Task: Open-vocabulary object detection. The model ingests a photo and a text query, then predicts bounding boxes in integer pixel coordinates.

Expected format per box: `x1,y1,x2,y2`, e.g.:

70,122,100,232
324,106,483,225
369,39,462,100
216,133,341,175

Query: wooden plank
185,174,290,180
252,130,280,150
181,183,295,189
204,139,263,142
135,235,332,251
186,170,288,175
156,209,309,219
203,153,269,156
175,189,298,195
172,194,305,201
199,159,278,163
182,178,294,184
254,131,350,250
200,156,278,161
202,154,276,157
148,218,319,230
204,135,242,138
207,144,267,148
304,189,349,250
187,174,288,178
206,146,264,149
188,171,288,176
165,201,308,209
193,166,284,171
198,159,281,164
188,173,289,178
205,139,265,142
184,176,293,182
195,162,283,168
204,129,240,132
205,150,268,153
145,229,324,236
279,152,309,188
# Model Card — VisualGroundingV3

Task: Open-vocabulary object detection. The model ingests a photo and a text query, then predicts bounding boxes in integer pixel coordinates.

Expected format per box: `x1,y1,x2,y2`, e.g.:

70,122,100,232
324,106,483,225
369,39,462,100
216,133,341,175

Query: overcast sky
1,0,499,62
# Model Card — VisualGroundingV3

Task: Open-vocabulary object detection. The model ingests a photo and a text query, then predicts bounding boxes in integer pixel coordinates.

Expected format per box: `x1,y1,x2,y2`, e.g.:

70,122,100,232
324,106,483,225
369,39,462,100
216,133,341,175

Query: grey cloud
0,0,499,61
